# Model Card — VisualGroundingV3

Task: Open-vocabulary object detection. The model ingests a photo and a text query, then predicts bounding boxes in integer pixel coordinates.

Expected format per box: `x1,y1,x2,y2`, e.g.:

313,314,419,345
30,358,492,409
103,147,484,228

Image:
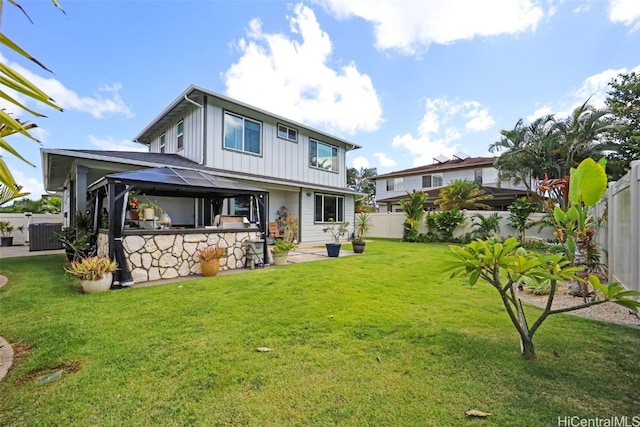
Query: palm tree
434,179,493,210
399,190,427,241
553,101,617,177
0,1,64,188
470,213,501,240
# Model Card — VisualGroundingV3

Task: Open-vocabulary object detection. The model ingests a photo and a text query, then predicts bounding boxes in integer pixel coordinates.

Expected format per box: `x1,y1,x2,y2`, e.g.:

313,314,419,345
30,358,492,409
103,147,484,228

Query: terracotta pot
201,259,220,277
80,272,113,294
273,251,289,266
130,209,139,220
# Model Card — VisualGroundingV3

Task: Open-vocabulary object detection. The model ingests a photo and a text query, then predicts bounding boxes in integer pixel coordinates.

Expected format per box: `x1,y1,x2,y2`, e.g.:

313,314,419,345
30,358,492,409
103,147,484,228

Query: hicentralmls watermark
557,416,640,427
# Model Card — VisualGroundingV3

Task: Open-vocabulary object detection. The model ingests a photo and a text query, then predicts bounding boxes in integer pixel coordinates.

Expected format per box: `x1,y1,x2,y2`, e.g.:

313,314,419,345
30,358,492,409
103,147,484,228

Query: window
177,120,184,150
386,177,403,191
309,138,338,172
224,112,261,155
422,174,442,188
159,133,166,153
315,194,344,223
277,123,298,142
474,168,483,185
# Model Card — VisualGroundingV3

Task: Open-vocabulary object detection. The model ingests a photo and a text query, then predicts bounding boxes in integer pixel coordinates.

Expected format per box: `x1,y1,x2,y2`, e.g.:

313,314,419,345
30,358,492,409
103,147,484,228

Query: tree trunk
569,232,590,297
520,335,536,360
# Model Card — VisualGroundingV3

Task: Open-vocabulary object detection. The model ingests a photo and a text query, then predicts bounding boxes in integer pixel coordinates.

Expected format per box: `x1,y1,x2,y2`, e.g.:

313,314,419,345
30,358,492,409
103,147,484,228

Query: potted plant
271,214,298,265
323,219,349,257
128,190,140,220
196,245,224,276
54,211,94,261
64,256,118,293
0,221,24,247
352,212,372,254
271,239,297,265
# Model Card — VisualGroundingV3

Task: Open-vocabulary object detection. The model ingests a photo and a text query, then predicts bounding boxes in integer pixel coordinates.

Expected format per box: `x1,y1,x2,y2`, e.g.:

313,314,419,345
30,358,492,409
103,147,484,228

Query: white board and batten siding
149,103,203,165
300,190,355,243
204,102,346,188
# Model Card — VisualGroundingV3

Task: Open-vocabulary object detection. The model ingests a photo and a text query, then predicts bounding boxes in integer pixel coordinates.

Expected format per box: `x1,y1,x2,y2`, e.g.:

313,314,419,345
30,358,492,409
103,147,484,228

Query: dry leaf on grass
465,409,492,417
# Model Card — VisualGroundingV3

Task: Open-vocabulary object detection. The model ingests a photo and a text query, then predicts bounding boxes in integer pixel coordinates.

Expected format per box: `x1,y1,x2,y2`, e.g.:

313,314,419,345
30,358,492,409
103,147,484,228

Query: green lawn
0,240,638,426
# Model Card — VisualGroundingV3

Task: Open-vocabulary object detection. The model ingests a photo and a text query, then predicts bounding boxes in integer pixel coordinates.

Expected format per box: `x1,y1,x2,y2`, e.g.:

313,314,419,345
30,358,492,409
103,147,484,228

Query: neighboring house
42,85,361,243
374,154,528,212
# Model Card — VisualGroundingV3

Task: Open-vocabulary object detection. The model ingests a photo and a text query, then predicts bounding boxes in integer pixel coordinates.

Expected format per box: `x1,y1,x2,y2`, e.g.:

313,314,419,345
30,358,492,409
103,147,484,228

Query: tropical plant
399,190,427,242
0,220,23,237
430,208,465,242
0,1,64,190
64,256,117,281
434,179,493,210
322,220,349,244
491,102,616,191
507,197,538,242
196,246,224,261
347,167,377,212
272,239,297,254
552,157,609,298
606,71,640,180
352,212,372,244
470,213,501,240
54,210,94,261
445,236,640,359
0,182,29,206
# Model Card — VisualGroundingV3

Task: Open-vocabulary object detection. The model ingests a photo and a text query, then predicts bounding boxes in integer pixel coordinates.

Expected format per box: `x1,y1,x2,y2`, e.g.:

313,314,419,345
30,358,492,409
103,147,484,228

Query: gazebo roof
89,166,268,198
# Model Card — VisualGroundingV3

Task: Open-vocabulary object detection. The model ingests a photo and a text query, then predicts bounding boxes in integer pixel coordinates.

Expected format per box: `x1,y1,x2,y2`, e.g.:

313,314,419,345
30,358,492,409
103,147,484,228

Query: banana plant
552,157,608,298
446,237,640,360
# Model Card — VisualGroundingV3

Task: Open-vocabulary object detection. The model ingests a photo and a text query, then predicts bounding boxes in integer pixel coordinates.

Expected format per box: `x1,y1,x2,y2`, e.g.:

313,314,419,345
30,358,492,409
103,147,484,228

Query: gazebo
87,166,269,286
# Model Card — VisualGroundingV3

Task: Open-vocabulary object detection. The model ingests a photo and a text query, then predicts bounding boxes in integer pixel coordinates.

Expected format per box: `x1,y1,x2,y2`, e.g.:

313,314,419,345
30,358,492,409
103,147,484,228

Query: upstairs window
309,138,338,172
224,112,261,155
159,133,166,153
422,174,442,188
277,123,298,142
474,168,483,185
386,177,403,191
177,120,184,150
315,194,344,223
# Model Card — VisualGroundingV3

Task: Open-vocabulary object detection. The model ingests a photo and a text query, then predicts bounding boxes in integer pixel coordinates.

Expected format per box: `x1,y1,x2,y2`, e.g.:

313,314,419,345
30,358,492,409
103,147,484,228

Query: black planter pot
326,243,342,257
0,236,13,247
352,242,366,254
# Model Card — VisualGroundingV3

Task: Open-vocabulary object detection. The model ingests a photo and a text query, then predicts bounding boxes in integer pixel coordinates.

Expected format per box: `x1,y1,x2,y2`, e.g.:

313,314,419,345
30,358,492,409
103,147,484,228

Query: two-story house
42,85,361,243
374,154,528,212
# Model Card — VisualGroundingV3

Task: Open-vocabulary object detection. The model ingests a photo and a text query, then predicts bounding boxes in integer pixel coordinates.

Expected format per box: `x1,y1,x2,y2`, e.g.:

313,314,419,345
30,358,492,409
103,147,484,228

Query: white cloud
392,97,494,166
88,135,147,151
314,0,544,54
223,3,383,135
527,64,640,121
527,105,554,122
0,53,134,120
609,0,640,30
351,156,370,169
373,152,397,167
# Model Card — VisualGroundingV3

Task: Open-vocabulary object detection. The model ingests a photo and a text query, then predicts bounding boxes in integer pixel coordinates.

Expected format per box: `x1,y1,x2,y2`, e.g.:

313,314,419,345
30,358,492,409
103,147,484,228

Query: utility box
29,223,64,251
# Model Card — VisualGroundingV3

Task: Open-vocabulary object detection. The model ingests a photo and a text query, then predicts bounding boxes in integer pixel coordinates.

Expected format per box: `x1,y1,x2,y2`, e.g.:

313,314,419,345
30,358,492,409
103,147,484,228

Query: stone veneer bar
97,229,262,284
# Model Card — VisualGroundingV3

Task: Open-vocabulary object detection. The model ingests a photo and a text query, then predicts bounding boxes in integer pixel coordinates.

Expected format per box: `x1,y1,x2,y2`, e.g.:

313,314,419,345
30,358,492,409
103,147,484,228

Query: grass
0,239,638,426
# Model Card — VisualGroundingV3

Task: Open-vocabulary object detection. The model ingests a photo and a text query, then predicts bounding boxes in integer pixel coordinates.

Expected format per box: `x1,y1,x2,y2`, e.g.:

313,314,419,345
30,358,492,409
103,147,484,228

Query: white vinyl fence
600,159,640,292
369,210,555,242
0,213,64,246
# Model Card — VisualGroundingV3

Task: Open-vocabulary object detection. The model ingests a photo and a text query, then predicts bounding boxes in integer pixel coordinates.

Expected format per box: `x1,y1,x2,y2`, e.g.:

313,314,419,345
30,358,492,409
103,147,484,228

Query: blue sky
3,0,640,199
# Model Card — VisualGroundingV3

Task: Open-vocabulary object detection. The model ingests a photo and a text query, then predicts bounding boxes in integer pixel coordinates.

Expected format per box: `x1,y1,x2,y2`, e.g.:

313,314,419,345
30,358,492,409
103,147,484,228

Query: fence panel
605,160,640,292
368,211,555,241
0,213,64,246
